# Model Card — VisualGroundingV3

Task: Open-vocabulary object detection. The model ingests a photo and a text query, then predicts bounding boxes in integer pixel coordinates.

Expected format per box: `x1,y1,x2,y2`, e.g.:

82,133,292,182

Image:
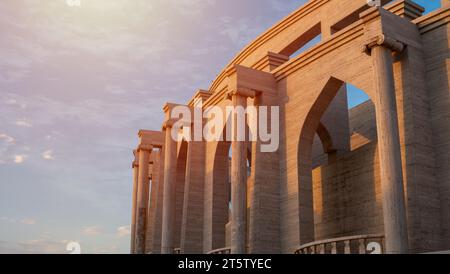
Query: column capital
138,130,165,149
137,144,153,153
132,160,139,168
362,34,405,55
133,149,139,163
225,88,259,101
163,103,182,114
162,118,179,130
188,89,212,108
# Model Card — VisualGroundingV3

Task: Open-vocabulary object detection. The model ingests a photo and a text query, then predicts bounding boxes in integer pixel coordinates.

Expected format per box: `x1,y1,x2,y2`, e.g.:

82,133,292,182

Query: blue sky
347,0,442,108
0,0,443,253
416,0,442,12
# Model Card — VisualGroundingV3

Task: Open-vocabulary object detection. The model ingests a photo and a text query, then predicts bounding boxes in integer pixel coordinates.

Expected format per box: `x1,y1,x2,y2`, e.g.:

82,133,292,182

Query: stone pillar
145,158,155,253
151,149,165,253
227,89,256,254
161,121,178,254
135,144,153,254
130,154,139,254
366,36,409,254
180,136,205,254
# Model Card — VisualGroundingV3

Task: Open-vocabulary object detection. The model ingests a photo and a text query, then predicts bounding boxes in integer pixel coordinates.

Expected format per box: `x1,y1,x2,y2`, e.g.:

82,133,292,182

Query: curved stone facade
130,0,450,254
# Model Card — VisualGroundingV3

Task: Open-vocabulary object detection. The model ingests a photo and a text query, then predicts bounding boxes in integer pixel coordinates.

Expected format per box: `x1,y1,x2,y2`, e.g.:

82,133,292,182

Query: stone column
366,35,409,254
130,154,139,254
135,144,153,254
180,127,205,254
227,89,256,254
152,149,165,253
161,121,178,254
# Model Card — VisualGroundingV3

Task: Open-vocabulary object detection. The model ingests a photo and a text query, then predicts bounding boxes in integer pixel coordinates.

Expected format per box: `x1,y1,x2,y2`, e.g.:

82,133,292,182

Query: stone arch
297,76,345,245
203,105,255,252
316,122,335,154
210,140,231,251
297,75,380,246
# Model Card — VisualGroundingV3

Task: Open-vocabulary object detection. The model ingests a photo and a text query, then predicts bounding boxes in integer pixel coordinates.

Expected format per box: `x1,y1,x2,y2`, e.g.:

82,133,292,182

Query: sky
0,0,442,254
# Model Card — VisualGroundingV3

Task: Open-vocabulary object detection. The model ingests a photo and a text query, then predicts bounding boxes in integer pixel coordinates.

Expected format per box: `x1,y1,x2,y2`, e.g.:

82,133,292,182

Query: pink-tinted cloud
0,0,311,254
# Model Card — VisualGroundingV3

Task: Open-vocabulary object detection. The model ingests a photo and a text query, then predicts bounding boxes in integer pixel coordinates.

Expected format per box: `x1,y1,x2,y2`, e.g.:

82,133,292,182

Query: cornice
207,0,329,93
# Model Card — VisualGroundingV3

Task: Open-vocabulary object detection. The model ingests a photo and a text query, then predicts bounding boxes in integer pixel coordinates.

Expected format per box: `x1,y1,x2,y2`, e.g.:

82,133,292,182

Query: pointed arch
297,76,345,245
316,122,336,154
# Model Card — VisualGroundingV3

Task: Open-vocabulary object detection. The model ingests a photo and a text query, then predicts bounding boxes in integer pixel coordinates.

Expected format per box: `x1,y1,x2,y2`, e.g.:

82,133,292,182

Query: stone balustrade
207,247,232,255
295,234,385,254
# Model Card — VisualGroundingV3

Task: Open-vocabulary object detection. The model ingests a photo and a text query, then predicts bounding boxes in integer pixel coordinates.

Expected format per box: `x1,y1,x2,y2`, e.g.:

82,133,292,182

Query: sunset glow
0,0,443,254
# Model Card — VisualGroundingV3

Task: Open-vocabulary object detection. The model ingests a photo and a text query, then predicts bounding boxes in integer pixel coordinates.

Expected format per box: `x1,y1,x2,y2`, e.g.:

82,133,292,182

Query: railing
295,234,385,254
174,248,181,254
207,247,231,254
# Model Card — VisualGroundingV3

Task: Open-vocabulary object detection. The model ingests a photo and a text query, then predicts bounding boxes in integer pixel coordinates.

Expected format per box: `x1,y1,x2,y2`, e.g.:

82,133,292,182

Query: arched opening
415,0,441,14
206,116,254,252
347,83,377,151
210,140,231,251
347,83,370,108
279,23,322,59
224,145,252,250
298,76,382,253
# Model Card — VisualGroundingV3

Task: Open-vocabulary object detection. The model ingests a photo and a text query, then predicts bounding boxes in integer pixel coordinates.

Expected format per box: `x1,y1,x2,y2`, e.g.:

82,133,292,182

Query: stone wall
313,142,383,240
423,18,450,250
135,1,450,254
312,100,383,241
348,101,377,150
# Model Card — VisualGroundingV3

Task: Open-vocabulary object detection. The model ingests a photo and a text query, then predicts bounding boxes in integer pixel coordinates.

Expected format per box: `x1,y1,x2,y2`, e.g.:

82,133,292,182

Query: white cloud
170,0,216,15
0,0,306,255
0,217,16,223
116,225,131,238
91,244,121,254
15,118,32,128
14,154,27,164
42,150,55,160
5,99,17,104
82,226,103,236
270,0,306,12
18,240,67,254
5,98,26,109
20,218,37,225
0,134,15,144
219,17,265,47
106,85,127,95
